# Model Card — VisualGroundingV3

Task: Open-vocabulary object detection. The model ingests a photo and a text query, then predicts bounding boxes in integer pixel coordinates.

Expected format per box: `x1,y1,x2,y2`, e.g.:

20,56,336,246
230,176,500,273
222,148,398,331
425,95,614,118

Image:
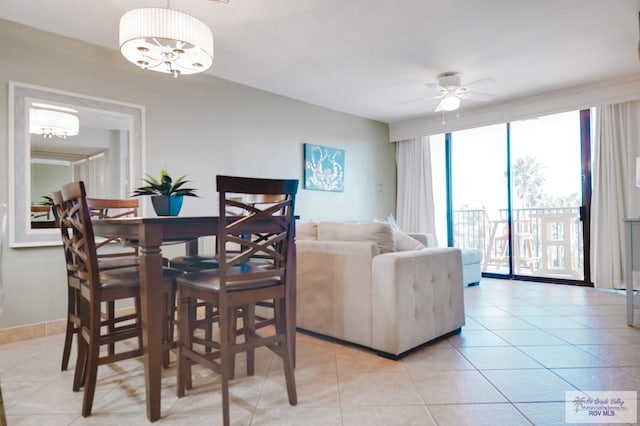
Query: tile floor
1,278,640,425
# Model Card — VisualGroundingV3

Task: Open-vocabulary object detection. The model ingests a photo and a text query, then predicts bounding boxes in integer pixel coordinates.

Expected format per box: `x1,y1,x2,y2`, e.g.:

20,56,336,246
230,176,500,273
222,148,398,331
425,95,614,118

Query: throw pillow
394,229,426,251
316,221,396,253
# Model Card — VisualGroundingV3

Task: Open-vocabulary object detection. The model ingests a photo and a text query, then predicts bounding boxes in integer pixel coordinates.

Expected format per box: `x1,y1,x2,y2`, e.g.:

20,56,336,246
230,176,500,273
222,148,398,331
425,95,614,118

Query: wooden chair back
59,182,102,295
86,197,139,257
216,175,298,294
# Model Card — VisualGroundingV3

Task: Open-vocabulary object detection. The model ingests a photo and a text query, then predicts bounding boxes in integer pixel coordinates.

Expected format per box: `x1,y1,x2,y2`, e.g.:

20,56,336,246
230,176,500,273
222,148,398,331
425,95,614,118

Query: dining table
92,215,297,422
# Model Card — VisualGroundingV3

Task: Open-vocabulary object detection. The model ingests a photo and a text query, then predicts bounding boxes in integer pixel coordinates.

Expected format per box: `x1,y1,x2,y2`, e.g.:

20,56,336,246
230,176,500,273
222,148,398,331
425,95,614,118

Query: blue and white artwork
303,143,344,192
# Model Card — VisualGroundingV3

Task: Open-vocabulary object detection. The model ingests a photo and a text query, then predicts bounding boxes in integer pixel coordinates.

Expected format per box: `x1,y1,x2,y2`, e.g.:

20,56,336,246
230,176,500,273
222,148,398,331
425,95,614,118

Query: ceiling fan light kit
119,6,214,78
439,95,461,111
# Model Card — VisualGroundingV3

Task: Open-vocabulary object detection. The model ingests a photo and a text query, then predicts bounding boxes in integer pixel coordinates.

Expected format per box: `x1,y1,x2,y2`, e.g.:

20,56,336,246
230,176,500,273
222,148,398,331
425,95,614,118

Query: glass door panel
450,124,509,276
510,111,584,281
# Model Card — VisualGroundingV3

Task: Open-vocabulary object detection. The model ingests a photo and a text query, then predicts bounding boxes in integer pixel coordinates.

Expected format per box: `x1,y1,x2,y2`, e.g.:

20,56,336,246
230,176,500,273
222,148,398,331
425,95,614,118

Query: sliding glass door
510,111,585,281
450,124,510,277
442,110,589,284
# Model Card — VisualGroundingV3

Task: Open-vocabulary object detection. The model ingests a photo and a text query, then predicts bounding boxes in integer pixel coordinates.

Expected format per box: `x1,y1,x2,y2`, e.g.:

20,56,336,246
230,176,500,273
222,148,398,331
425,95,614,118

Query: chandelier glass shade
440,95,461,112
119,8,214,78
29,108,79,139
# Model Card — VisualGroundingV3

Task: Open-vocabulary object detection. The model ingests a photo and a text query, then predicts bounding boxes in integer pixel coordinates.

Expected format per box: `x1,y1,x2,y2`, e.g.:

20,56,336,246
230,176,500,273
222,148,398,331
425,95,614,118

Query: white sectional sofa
295,221,465,357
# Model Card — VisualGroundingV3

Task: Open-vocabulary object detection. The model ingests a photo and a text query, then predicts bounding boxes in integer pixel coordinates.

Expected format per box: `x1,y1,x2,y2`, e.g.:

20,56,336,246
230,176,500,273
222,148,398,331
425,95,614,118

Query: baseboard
0,306,137,346
0,319,66,345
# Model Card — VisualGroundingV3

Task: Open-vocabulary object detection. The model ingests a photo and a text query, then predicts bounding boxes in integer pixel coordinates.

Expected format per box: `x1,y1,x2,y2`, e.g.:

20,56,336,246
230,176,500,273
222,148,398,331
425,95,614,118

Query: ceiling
2,0,639,124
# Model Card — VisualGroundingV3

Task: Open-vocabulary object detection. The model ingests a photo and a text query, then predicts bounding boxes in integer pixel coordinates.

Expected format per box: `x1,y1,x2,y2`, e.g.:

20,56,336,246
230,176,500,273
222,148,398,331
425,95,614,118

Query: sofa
295,221,465,357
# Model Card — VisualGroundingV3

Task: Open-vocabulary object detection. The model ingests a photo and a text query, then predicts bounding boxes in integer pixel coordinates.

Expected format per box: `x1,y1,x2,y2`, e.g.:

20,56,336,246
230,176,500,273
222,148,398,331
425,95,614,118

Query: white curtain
73,153,107,198
395,136,437,241
591,101,640,289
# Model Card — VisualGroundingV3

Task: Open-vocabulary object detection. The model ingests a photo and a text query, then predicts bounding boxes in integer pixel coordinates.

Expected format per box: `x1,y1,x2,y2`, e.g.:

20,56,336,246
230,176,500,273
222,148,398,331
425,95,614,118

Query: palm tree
511,156,546,208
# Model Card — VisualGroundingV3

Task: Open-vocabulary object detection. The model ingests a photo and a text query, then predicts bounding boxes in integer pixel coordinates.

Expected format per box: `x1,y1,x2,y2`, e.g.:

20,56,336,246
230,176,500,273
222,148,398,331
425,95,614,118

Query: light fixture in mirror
29,104,80,139
9,82,145,247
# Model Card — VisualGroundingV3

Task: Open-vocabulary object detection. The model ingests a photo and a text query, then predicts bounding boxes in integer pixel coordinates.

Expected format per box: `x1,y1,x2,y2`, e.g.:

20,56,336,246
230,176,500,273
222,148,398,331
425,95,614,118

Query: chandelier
119,4,214,78
29,104,79,139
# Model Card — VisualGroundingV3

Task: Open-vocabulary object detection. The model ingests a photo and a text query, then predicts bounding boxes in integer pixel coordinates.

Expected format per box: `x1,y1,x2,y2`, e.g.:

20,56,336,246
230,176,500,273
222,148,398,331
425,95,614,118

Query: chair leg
177,295,195,397
220,306,233,426
242,304,255,377
0,380,7,426
61,318,75,371
275,298,297,406
106,301,115,356
81,313,101,417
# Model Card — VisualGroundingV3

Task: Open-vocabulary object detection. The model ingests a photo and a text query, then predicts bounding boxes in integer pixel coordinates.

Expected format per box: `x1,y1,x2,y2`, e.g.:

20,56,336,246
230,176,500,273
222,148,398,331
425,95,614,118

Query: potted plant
132,169,198,216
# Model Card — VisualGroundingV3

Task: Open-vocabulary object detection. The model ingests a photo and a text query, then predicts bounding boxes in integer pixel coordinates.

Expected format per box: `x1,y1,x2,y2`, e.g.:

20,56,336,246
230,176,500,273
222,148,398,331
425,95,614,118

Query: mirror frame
9,81,145,247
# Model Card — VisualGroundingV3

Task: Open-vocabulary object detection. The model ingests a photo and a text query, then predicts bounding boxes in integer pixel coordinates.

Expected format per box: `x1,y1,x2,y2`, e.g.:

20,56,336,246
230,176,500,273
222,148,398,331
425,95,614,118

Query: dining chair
58,181,180,416
54,195,140,370
176,175,298,426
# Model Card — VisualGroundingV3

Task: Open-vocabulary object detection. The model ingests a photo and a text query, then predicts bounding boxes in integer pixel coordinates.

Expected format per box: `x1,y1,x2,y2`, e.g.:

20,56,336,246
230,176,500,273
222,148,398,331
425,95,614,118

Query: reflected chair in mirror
176,175,298,426
58,181,180,416
30,204,51,220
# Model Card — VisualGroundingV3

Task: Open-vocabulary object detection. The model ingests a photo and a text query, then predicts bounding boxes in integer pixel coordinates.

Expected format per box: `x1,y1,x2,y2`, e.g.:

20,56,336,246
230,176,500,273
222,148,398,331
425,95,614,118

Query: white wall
0,19,395,328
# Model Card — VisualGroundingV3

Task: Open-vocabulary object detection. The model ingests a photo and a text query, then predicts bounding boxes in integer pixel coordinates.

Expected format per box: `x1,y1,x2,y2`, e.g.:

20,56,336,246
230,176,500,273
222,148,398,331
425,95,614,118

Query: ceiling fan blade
434,99,444,112
463,77,495,89
400,94,443,105
464,91,495,102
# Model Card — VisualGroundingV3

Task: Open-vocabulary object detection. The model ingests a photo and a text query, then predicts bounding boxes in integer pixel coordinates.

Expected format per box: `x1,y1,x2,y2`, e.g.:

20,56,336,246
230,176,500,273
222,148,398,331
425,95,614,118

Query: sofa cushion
394,229,426,251
296,221,318,240
317,221,396,253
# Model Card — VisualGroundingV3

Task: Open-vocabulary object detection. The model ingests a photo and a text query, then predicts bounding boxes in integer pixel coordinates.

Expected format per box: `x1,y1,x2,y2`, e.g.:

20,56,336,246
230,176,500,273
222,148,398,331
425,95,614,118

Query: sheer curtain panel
591,101,640,289
395,137,437,240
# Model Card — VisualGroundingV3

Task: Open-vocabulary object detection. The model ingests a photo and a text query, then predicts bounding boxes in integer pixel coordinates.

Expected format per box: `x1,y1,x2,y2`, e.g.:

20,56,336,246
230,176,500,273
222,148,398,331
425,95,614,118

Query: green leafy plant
132,169,198,197
39,195,54,206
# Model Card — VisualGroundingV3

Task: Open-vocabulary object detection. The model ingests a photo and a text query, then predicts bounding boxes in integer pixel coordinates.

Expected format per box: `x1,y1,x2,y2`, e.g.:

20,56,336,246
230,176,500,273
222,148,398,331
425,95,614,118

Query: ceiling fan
404,72,495,112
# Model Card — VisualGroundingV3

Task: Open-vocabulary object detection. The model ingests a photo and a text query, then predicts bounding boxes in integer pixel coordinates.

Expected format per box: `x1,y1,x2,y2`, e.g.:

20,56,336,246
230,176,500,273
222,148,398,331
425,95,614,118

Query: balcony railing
453,207,583,279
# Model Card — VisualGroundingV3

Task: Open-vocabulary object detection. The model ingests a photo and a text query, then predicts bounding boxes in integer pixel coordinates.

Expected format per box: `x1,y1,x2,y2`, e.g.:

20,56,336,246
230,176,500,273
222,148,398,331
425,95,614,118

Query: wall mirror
9,82,145,247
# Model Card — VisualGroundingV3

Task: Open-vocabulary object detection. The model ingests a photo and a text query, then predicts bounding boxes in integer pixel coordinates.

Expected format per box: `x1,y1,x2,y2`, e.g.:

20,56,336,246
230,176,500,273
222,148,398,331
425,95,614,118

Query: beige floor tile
338,371,422,406
545,328,629,345
427,403,531,426
514,401,571,425
464,306,511,317
519,315,588,329
447,329,510,347
497,305,556,316
603,327,640,344
6,375,120,415
410,370,507,404
518,345,613,368
471,315,536,330
481,369,578,402
401,346,475,372
6,414,80,425
460,317,485,330
257,372,339,408
569,315,630,328
576,344,640,366
341,405,436,426
170,374,265,418
250,406,342,425
458,346,543,369
160,408,252,425
552,367,640,392
335,345,405,373
492,329,568,346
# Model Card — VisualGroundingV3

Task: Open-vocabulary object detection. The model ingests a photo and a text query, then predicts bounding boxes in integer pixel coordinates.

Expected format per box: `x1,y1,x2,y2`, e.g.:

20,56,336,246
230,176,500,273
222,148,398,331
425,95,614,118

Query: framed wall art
303,143,345,192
